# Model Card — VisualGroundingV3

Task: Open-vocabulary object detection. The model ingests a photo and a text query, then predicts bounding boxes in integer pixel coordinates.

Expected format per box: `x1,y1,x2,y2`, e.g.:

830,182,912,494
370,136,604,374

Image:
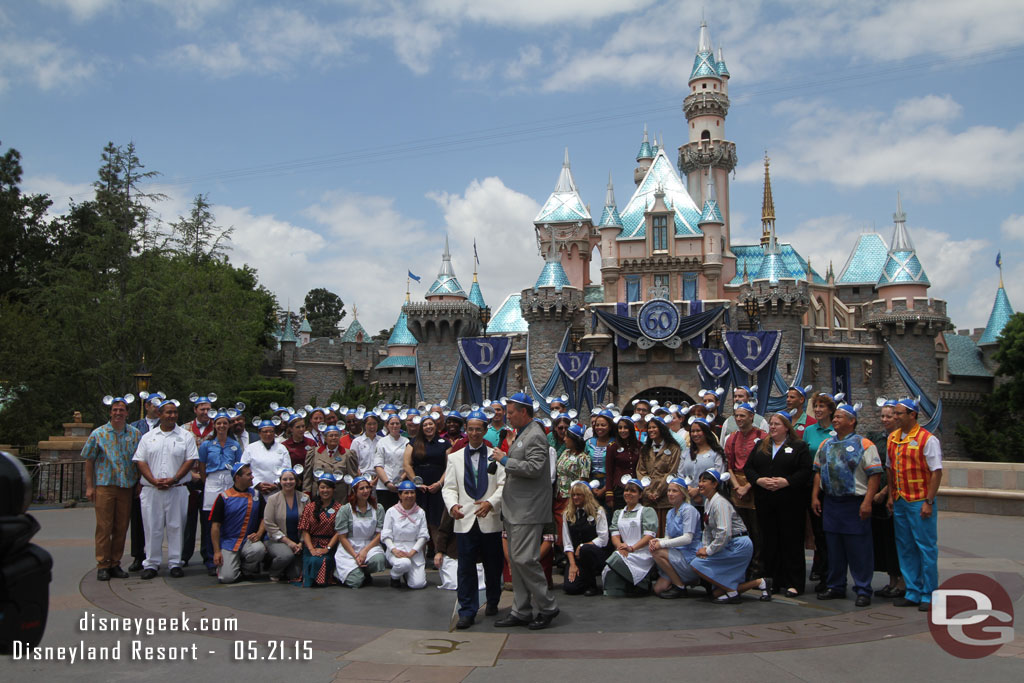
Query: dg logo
928,573,1015,658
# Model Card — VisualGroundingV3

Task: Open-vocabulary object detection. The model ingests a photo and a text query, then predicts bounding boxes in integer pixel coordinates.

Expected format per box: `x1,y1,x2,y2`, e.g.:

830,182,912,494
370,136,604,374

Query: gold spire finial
760,151,775,247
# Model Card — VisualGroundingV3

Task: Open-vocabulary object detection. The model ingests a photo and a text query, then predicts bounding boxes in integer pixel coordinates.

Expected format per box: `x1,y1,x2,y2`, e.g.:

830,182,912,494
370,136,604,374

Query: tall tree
170,193,233,264
301,287,345,338
0,143,52,300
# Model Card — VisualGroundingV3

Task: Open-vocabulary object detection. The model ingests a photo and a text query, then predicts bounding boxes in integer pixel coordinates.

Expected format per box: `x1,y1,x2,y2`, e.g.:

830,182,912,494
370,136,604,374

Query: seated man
210,463,266,584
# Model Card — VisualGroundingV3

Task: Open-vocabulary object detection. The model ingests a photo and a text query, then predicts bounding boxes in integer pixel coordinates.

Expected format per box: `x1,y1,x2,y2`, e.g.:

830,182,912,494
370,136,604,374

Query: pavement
2,506,1023,681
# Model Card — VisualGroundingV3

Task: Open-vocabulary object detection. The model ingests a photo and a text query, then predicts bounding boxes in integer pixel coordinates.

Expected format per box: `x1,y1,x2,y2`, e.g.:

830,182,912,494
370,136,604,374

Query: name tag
910,440,919,447
784,447,793,454
846,446,855,452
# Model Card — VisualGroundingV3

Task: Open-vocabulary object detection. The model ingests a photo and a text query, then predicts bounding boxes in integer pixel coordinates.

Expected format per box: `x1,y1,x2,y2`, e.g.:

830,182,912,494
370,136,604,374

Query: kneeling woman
381,480,429,589
650,476,702,598
603,476,658,596
562,480,610,596
689,470,771,604
334,476,387,588
298,472,342,587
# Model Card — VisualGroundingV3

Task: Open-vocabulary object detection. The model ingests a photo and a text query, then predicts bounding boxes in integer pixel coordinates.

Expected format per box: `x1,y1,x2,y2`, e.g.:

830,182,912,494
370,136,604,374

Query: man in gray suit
490,392,560,630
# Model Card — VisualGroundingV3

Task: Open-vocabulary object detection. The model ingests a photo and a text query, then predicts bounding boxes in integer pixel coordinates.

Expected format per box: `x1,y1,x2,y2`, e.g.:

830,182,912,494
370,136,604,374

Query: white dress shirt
133,425,198,486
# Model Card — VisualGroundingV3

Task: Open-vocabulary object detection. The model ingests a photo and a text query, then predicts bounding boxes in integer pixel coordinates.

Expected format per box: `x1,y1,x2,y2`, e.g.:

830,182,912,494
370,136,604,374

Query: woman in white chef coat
334,475,386,588
381,480,429,588
603,475,658,596
374,415,410,510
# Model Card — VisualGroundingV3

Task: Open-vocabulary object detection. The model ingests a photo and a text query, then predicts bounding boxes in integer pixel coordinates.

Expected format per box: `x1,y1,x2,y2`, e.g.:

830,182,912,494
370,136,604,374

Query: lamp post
480,305,492,338
743,296,760,331
132,355,151,421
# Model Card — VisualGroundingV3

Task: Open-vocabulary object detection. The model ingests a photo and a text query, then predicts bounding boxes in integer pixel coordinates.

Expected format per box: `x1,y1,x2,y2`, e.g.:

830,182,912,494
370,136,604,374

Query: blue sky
3,0,1023,336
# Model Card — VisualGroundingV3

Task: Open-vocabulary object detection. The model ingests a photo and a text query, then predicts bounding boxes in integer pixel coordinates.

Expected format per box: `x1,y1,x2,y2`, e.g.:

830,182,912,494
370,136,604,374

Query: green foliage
0,141,278,445
0,143,52,300
235,378,295,420
170,193,233,264
956,313,1024,462
327,370,383,408
301,287,345,338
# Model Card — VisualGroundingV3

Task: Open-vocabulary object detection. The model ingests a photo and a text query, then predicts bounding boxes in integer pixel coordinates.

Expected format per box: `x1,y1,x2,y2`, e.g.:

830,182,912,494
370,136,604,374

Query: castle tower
978,272,1014,347
405,240,482,401
374,292,419,405
760,153,775,247
634,125,655,186
864,196,950,406
698,167,725,298
598,172,623,303
534,148,594,291
279,311,298,382
521,243,586,396
298,316,311,346
678,19,737,277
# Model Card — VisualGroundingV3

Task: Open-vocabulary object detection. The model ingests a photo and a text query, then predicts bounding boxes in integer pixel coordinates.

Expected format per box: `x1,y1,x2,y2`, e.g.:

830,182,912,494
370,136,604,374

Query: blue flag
408,270,421,282
996,251,1002,269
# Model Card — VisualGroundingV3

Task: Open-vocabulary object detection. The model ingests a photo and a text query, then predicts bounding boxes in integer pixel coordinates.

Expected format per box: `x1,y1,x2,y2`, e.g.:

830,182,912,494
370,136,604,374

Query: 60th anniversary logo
929,573,1016,659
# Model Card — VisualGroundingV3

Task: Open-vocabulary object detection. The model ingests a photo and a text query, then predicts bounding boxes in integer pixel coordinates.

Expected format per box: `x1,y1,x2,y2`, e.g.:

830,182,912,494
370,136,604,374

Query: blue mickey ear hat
102,393,136,407
507,392,535,409
620,474,652,489
189,392,218,406
733,402,757,415
699,468,731,484
231,462,251,477
569,479,602,491
396,480,417,491
567,423,586,440
787,384,813,399
835,401,863,419
897,397,919,413
466,409,489,424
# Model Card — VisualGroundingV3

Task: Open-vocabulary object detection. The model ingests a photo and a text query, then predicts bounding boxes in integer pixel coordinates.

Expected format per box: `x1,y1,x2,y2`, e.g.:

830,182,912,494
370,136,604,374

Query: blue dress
662,503,701,583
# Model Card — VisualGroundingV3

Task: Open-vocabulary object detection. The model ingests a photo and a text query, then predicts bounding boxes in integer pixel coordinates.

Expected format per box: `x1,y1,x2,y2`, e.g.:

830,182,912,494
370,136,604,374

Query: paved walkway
3,507,1023,681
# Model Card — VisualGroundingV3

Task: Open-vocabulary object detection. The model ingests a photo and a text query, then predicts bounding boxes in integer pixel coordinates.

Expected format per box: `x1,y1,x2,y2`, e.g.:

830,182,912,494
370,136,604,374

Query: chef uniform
380,480,430,588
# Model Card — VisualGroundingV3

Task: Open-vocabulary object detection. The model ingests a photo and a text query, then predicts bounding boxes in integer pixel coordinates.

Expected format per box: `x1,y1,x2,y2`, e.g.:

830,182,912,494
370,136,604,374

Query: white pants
140,486,188,571
437,556,486,591
387,550,427,589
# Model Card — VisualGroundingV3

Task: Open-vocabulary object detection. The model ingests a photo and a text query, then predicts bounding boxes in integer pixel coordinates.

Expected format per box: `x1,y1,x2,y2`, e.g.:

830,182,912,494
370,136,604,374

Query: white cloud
733,95,1024,190
504,45,542,81
428,176,542,310
40,0,117,22
166,7,348,77
420,0,657,27
346,13,446,76
1001,214,1024,241
0,37,99,93
21,174,94,215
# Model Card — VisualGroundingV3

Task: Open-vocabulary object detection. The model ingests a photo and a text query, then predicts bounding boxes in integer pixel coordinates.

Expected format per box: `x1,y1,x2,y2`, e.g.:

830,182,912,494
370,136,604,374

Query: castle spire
979,266,1015,345
636,124,654,161
760,152,775,247
877,194,929,288
598,171,623,228
425,234,468,299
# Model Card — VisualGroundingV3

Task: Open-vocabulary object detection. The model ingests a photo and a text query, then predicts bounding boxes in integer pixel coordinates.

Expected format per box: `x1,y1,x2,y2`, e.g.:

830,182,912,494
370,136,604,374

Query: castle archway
623,386,696,414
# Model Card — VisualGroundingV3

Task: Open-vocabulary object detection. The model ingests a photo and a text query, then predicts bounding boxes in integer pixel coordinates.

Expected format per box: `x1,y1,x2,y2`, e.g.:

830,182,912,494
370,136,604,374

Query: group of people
81,380,943,632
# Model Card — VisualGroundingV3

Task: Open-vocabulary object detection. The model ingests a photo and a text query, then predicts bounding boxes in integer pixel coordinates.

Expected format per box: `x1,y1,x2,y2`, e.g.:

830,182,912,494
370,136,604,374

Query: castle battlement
521,286,584,322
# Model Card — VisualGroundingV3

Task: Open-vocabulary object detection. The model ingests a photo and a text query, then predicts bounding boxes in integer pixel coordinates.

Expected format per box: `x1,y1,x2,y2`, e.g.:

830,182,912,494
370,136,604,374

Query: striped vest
887,425,934,502
217,487,260,552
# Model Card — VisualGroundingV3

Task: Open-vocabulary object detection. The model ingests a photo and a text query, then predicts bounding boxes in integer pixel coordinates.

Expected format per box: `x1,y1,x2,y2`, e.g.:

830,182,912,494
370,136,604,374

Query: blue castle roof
386,310,417,347
340,318,366,343
486,293,528,335
374,355,416,370
689,22,720,82
837,232,888,285
730,244,827,285
598,172,622,228
535,259,571,291
979,285,1014,345
535,148,591,224
426,235,468,298
468,279,486,308
636,126,654,161
878,195,929,287
943,333,992,377
617,149,702,240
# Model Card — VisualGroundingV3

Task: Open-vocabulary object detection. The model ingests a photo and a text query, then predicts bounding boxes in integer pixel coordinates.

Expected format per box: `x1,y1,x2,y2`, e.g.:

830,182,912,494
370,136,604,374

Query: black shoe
96,568,111,581
918,602,931,612
108,566,129,579
855,595,871,607
876,584,896,598
893,597,920,607
658,585,687,599
817,589,845,600
759,578,773,602
583,587,601,597
494,613,532,628
390,578,402,588
140,569,158,580
362,567,374,585
527,609,559,630
814,580,828,593
456,615,475,630
485,603,498,616
128,560,144,572
169,567,184,578
207,567,218,577
809,571,822,582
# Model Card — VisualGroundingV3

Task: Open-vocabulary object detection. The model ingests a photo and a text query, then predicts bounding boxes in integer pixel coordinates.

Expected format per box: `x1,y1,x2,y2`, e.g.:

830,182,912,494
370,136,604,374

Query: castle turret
978,270,1014,347
374,294,419,404
279,311,298,381
534,148,594,291
679,20,736,278
699,166,725,297
876,194,930,304
298,316,312,346
598,172,623,303
634,125,655,185
405,239,483,401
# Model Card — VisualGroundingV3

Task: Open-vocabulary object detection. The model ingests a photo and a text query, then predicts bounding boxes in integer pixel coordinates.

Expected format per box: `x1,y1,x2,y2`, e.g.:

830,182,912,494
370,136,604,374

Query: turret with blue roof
979,259,1015,346
635,125,654,162
375,293,418,370
425,235,468,300
598,172,622,228
534,148,592,224
716,45,730,79
689,19,721,83
877,194,930,289
340,308,366,344
534,241,572,292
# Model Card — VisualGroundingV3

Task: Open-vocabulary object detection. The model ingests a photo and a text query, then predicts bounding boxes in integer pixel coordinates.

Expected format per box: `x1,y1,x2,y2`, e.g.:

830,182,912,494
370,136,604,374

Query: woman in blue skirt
690,469,772,604
650,475,702,598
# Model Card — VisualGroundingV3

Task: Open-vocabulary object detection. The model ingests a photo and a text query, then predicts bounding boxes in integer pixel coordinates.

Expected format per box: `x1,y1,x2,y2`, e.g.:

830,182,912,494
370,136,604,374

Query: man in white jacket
442,409,505,630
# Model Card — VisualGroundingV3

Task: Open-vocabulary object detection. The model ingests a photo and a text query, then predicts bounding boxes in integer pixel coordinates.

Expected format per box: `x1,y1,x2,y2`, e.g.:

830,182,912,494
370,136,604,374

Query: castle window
852,287,860,295
702,83,707,89
701,130,711,143
713,84,718,90
682,272,698,300
652,215,668,252
626,276,641,303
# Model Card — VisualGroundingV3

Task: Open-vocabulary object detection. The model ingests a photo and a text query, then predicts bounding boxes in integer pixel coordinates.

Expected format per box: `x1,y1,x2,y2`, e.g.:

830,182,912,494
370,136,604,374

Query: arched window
701,130,711,143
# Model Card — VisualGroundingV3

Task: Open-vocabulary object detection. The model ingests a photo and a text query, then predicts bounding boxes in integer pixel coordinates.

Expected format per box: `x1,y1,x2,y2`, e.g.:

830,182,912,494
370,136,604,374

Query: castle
269,21,1014,459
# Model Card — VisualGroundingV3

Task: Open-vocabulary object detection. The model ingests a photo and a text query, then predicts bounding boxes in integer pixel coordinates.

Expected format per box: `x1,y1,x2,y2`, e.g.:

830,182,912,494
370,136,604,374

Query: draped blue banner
698,348,731,378
725,331,782,374
458,337,512,377
557,351,593,412
885,342,942,432
594,305,726,345
831,357,851,398
586,366,610,410
689,300,704,349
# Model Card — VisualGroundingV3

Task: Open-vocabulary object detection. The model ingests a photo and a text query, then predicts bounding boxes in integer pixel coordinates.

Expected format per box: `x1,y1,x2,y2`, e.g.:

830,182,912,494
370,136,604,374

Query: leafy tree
0,143,52,300
0,142,277,445
956,312,1024,462
373,327,394,343
170,193,233,264
235,378,294,420
327,370,383,408
301,287,345,338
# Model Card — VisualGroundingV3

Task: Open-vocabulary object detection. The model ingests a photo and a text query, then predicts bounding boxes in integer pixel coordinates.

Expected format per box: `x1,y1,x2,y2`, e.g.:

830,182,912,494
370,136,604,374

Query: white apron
334,506,384,581
203,469,233,511
617,504,654,584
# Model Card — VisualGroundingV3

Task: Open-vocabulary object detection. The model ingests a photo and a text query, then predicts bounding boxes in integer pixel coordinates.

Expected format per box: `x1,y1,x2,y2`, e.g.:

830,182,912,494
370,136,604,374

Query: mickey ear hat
396,480,417,491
